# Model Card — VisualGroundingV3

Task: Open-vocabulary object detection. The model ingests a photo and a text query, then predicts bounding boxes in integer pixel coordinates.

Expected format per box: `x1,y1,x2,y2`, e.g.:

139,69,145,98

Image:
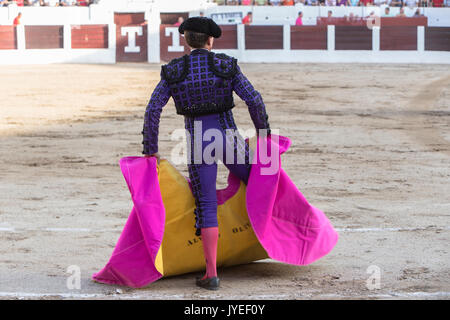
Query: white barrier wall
0,23,116,65
215,25,449,64
0,6,449,65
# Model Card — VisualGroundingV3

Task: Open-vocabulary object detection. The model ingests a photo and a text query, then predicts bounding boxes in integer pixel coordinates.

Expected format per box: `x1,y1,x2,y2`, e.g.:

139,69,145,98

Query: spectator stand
0,3,449,64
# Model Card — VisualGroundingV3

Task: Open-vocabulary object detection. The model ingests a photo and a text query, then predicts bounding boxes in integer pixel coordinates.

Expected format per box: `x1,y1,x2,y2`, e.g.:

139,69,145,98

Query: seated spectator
43,0,60,5
282,0,295,4
432,0,444,6
76,0,90,5
241,0,252,5
0,0,9,6
383,7,393,17
414,8,423,16
326,0,336,5
268,0,282,5
242,11,252,24
404,0,419,7
390,0,403,6
59,0,77,5
27,0,43,5
306,0,320,5
295,11,303,26
373,0,389,5
396,7,407,17
359,0,373,5
173,16,184,27
349,0,360,5
336,0,349,5
14,0,24,6
346,12,357,22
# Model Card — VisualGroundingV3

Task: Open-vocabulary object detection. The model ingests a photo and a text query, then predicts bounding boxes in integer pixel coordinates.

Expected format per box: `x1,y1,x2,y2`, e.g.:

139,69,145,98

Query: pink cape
92,134,338,288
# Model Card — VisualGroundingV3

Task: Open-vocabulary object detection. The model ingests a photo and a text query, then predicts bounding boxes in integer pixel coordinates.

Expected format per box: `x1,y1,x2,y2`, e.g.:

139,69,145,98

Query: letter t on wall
165,27,184,52
121,26,143,53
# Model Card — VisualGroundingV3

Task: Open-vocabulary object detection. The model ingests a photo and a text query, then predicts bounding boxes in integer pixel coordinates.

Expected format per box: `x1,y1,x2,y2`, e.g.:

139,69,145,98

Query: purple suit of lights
141,48,271,235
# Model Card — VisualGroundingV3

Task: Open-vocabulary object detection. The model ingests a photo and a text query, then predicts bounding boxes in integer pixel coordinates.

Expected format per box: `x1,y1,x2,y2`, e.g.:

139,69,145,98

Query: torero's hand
145,152,161,165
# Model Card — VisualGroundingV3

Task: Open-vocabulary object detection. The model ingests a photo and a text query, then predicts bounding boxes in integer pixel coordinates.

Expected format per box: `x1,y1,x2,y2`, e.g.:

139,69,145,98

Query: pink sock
201,227,218,279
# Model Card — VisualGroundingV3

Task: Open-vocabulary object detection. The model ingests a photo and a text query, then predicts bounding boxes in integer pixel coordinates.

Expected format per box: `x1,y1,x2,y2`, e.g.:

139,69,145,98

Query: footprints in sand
398,267,430,281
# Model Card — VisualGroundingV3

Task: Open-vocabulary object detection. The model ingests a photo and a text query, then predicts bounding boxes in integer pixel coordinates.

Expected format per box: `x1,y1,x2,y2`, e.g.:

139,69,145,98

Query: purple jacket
141,48,271,155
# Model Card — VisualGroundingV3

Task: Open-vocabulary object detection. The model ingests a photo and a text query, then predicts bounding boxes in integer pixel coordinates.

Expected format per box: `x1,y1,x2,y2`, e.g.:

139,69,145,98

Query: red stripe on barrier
336,26,372,50
380,26,417,51
245,25,283,50
425,27,450,52
71,25,108,49
0,26,17,50
291,26,327,50
25,25,63,49
380,17,427,27
214,25,238,50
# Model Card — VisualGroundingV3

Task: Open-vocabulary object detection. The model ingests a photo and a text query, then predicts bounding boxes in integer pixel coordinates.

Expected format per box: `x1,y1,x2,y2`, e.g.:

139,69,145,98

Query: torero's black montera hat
178,17,222,38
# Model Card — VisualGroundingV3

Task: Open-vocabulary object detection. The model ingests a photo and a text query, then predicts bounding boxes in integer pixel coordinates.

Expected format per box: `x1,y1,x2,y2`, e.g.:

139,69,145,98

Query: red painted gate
114,12,147,62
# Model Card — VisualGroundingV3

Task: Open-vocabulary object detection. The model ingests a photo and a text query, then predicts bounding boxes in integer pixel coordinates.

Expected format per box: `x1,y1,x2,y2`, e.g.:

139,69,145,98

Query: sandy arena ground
0,62,449,300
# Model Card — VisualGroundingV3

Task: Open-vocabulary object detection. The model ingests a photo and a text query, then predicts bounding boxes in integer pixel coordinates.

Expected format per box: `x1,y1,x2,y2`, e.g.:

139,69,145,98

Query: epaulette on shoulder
161,55,189,84
208,52,238,79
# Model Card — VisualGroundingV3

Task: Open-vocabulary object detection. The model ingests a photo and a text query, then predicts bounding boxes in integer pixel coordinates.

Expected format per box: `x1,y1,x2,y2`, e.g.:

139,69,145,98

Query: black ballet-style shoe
195,276,220,290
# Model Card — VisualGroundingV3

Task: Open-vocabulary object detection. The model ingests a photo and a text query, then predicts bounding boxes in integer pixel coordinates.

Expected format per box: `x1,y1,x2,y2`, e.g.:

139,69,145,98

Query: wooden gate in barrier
114,12,147,62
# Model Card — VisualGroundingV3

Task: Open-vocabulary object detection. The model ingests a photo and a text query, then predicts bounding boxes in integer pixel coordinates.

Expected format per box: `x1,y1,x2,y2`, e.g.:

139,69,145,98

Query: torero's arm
232,65,271,136
141,73,171,155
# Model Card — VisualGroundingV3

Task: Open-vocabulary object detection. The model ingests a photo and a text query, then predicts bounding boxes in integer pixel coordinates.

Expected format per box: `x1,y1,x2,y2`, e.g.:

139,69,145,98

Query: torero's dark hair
184,30,210,49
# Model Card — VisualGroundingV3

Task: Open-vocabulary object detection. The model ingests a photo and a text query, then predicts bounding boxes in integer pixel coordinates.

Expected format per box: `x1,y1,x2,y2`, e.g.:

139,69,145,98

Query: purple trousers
184,110,252,235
